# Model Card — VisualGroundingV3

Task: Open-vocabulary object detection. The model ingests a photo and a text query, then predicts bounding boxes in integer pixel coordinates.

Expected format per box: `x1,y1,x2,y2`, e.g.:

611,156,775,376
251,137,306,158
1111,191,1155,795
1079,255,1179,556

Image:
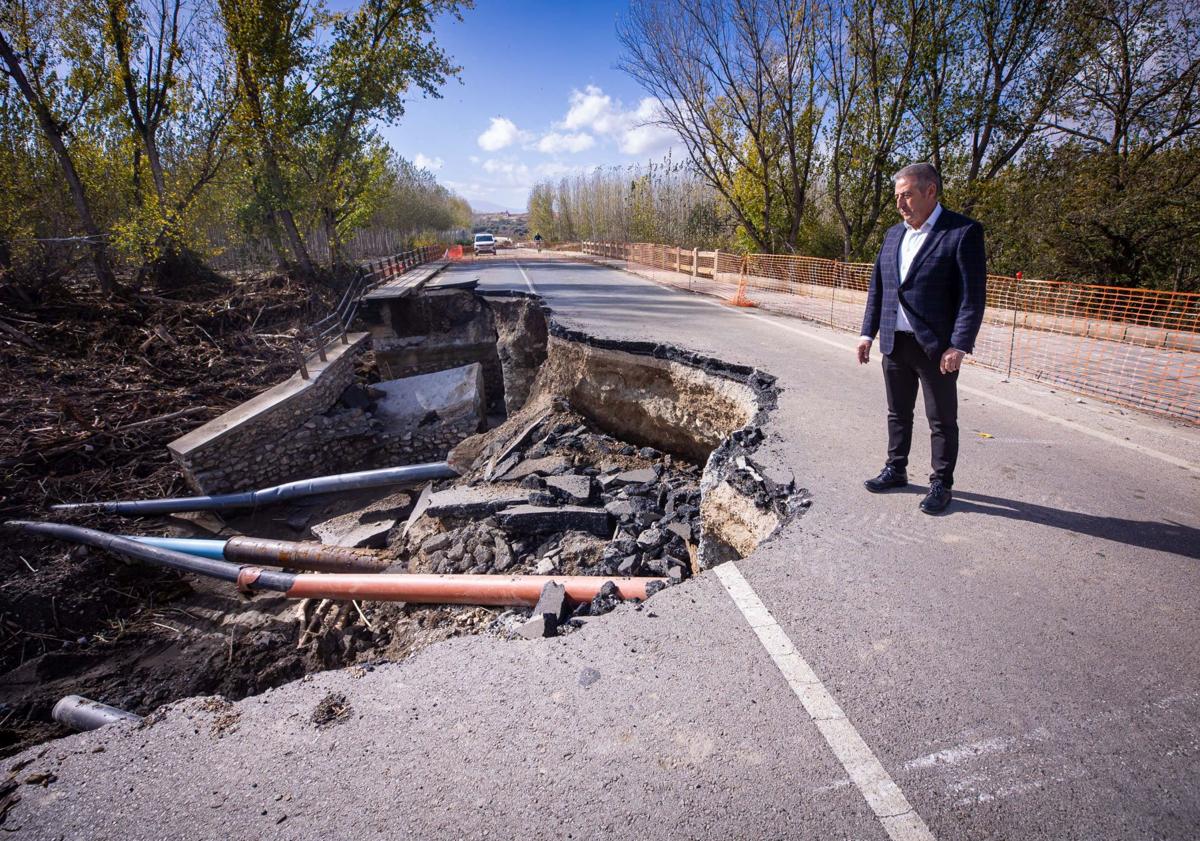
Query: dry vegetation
0,270,338,683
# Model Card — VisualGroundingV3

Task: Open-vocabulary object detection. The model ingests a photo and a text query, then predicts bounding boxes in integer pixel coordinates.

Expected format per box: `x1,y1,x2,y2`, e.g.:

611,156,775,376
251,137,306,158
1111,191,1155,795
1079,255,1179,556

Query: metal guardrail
292,246,443,379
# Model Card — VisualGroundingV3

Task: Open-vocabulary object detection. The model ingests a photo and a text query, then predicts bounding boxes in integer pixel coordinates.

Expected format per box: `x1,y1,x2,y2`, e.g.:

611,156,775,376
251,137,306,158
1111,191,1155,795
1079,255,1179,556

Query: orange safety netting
579,241,1200,424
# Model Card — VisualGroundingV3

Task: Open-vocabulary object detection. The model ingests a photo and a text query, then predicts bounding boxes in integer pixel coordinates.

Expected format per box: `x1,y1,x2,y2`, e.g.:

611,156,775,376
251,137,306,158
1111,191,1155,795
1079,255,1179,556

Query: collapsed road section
0,280,807,757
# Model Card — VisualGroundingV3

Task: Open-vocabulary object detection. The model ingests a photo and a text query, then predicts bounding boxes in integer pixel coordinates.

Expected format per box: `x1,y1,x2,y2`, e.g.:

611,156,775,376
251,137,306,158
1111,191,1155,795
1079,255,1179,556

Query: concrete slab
373,363,484,434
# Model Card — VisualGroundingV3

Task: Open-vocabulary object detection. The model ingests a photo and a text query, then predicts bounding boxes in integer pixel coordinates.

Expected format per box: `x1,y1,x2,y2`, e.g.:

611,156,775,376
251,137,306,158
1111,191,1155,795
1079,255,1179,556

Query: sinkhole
0,282,807,757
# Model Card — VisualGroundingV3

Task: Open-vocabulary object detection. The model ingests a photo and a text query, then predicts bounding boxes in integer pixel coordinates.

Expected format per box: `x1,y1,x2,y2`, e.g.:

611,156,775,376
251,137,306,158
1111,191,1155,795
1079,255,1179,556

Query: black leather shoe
864,466,908,493
920,480,953,514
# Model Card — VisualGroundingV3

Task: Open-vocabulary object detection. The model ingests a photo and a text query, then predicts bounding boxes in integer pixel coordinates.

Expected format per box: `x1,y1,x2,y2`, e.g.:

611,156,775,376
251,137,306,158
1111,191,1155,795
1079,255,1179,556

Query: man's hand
940,347,965,374
857,338,872,365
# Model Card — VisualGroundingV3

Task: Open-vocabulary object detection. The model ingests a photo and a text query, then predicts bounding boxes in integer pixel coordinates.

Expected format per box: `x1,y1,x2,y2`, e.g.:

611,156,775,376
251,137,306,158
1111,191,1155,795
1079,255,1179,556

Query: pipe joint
236,566,264,594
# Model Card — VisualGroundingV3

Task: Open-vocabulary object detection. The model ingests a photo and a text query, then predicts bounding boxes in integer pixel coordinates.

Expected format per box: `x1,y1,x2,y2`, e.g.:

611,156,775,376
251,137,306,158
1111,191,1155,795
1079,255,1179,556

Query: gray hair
893,163,942,196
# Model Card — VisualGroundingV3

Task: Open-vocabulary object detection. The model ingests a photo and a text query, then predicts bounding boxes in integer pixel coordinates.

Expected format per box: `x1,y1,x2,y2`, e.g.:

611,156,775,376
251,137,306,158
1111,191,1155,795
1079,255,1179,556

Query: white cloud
617,99,678,155
413,153,444,171
563,85,622,134
481,158,530,177
536,131,595,154
477,117,529,151
555,85,678,158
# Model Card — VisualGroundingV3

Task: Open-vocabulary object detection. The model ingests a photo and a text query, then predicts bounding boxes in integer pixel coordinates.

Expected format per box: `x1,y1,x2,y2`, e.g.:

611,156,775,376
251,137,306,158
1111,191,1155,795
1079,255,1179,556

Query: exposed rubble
398,406,704,593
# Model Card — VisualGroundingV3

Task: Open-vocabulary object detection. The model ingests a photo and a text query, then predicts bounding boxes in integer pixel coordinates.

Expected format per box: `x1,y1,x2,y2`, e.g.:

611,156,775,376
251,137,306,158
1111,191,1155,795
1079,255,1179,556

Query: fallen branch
0,318,48,353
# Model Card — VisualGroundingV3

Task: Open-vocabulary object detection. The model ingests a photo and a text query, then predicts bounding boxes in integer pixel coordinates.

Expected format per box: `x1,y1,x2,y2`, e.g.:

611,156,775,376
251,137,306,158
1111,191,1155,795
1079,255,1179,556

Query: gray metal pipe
52,695,142,731
49,462,457,515
4,520,297,591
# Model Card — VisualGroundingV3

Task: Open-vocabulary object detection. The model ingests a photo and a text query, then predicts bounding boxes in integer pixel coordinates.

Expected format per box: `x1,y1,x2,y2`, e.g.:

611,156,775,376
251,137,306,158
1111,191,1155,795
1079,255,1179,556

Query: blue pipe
124,536,227,559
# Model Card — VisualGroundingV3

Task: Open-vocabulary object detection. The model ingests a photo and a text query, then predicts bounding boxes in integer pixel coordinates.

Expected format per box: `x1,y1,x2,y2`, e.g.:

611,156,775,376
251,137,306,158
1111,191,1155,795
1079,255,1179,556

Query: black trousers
882,332,959,486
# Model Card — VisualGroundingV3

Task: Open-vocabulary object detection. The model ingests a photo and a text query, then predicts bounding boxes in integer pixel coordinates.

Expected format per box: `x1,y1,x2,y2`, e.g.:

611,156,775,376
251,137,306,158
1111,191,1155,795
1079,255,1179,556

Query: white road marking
619,270,1199,474
512,257,536,295
714,562,936,841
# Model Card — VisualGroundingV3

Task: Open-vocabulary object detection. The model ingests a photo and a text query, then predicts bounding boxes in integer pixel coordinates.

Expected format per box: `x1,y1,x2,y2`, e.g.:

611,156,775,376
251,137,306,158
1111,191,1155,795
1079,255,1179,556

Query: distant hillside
473,210,530,239
469,199,523,214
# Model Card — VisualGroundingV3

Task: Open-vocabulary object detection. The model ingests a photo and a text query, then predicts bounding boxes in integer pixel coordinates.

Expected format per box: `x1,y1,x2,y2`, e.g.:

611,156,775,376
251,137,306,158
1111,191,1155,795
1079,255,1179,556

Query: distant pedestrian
533,232,543,253
857,163,987,514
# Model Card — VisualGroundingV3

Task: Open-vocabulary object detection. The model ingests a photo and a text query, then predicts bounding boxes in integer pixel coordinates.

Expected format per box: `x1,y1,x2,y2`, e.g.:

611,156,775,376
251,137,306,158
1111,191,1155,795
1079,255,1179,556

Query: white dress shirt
895,202,942,332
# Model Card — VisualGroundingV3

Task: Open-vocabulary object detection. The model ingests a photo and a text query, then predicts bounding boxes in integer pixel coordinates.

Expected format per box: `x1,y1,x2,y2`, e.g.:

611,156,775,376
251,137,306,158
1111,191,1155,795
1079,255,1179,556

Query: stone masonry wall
170,337,369,493
170,335,483,494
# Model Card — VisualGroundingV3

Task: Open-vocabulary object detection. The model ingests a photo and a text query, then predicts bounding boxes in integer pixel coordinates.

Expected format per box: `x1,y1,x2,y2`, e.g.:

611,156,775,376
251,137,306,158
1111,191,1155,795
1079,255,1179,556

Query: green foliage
0,0,469,289
975,141,1200,291
369,153,472,240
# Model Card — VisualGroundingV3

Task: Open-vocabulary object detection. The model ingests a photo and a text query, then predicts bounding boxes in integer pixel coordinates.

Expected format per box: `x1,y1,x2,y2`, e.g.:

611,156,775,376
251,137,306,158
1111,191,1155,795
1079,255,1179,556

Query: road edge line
714,562,936,841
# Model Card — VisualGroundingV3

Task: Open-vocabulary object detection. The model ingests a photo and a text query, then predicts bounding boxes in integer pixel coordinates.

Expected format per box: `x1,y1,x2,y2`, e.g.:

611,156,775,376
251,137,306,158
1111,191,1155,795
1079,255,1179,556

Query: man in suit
857,163,987,514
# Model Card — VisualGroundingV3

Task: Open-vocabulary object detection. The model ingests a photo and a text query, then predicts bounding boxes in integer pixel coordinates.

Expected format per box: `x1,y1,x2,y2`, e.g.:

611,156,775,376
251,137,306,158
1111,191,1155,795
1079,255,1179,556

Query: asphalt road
9,251,1200,840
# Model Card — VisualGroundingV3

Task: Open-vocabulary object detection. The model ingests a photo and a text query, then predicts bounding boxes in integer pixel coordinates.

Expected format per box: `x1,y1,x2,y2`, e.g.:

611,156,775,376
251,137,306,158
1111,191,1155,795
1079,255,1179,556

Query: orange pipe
269,572,663,606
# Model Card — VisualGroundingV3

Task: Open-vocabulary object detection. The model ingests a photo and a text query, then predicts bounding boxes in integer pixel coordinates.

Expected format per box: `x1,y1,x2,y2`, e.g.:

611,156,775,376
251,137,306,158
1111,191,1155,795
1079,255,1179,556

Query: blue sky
375,0,680,212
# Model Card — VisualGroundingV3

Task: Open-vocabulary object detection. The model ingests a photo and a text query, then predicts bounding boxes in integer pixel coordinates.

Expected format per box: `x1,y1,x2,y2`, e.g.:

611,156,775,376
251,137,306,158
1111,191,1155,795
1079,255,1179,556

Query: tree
99,0,234,279
619,0,822,252
369,153,471,240
0,0,118,292
822,0,923,259
308,0,463,265
217,0,320,278
1037,0,1200,287
908,0,1091,211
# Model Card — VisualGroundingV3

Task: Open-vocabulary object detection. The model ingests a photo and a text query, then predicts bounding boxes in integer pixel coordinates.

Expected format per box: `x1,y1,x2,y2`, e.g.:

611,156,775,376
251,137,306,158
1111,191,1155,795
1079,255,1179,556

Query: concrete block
373,363,484,437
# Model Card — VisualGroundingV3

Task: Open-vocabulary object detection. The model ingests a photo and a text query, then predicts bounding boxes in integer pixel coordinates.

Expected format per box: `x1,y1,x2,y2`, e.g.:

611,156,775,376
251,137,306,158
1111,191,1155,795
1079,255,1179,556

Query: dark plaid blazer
861,207,987,360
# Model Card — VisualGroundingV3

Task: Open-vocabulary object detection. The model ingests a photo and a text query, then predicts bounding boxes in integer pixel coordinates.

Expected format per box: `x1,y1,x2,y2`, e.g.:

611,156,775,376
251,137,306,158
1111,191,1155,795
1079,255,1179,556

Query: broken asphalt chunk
495,504,612,537
424,486,530,518
497,455,573,481
612,468,658,487
516,581,568,639
544,474,592,503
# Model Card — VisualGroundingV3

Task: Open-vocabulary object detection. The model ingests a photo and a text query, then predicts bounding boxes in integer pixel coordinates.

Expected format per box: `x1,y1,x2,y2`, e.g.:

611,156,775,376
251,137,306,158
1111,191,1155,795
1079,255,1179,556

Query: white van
473,233,496,255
